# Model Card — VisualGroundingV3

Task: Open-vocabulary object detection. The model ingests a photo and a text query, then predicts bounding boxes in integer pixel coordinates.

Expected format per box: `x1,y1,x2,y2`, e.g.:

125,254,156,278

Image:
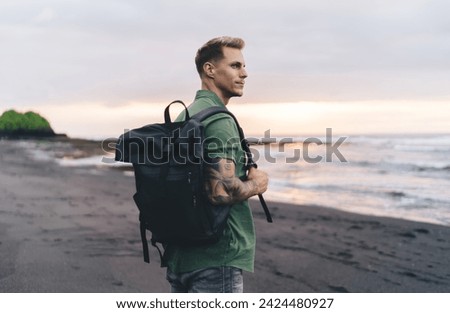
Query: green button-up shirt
164,90,256,274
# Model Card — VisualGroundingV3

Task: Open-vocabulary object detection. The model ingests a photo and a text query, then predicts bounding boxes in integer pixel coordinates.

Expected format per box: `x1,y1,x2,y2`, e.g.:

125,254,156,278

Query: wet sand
1,139,449,292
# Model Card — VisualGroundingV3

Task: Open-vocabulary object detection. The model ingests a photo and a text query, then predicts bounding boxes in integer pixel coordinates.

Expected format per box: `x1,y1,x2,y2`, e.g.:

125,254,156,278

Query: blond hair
195,36,245,76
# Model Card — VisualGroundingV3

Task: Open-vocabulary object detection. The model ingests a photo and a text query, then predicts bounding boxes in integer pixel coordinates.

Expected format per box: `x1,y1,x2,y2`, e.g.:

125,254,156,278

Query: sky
1,0,449,138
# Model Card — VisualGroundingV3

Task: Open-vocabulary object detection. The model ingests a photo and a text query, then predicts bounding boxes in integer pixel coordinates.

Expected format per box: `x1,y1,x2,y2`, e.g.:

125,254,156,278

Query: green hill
0,110,56,137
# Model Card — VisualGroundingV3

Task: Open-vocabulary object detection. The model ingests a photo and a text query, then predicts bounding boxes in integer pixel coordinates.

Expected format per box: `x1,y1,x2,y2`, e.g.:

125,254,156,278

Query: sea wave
17,135,450,226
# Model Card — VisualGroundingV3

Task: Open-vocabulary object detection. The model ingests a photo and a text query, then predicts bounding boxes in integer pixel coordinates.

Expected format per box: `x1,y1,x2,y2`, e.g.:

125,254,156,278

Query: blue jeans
166,266,243,293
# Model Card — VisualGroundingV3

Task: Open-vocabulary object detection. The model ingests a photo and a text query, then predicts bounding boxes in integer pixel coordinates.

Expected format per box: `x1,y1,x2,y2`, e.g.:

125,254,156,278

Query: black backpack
115,100,272,263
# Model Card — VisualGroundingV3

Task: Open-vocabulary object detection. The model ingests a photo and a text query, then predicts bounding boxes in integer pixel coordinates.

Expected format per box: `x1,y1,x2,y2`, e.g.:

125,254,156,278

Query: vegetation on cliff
0,110,56,137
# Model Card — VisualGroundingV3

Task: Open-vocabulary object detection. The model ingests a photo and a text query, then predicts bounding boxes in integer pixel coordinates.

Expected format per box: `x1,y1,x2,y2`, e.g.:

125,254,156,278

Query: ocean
22,133,450,227
253,133,450,226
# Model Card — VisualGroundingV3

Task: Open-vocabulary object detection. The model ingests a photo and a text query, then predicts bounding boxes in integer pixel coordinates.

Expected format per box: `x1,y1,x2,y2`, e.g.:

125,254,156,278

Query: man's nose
240,68,248,78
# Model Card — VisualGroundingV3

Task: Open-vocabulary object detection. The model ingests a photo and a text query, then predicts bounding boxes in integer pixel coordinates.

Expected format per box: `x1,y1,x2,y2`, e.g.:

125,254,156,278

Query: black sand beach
1,139,449,292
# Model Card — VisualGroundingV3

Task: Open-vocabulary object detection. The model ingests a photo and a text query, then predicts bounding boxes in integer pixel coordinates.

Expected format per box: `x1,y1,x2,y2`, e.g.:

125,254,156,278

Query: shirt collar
195,90,226,107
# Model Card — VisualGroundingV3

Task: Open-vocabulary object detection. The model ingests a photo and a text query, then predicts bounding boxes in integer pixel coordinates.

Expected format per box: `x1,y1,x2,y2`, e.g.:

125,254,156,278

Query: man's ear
203,62,215,79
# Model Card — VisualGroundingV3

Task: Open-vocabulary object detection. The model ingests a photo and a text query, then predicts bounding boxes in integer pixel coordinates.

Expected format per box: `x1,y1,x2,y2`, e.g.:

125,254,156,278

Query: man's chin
234,90,244,97
226,90,244,99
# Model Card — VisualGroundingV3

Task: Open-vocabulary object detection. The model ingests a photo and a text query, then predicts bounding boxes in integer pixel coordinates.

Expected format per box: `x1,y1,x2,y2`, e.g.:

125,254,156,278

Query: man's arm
204,158,268,205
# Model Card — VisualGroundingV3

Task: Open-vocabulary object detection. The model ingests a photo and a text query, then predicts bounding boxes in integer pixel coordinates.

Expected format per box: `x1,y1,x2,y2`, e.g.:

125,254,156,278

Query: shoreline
1,138,449,292
247,199,450,292
30,135,450,227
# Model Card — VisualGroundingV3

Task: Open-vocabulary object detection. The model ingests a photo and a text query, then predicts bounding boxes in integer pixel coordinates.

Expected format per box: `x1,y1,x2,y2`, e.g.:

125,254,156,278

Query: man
163,36,269,293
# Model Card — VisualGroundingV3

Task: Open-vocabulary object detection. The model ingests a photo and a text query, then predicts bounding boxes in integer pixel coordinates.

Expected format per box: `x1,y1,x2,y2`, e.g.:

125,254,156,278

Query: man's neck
201,82,229,105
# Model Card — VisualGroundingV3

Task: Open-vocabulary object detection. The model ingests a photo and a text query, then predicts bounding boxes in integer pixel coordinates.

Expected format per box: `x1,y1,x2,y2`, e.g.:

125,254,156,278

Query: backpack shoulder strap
191,106,246,141
192,106,273,223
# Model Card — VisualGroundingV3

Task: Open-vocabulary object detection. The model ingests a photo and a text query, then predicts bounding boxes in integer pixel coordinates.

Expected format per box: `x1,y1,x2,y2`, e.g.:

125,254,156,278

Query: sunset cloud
0,0,449,137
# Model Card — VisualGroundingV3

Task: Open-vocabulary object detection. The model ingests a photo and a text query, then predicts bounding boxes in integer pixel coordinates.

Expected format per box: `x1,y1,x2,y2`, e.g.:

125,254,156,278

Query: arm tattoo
204,158,258,205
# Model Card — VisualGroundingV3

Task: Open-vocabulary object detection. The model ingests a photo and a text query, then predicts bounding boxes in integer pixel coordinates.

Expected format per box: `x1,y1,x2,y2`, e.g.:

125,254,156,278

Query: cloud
0,0,449,109
33,7,55,23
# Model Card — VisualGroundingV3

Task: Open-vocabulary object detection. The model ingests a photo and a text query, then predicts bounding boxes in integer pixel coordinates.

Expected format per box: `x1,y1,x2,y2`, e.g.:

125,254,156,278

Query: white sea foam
254,134,450,226
20,134,450,226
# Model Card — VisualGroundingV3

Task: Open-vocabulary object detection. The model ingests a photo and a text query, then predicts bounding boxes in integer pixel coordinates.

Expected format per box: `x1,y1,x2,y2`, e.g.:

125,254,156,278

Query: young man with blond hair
164,36,268,293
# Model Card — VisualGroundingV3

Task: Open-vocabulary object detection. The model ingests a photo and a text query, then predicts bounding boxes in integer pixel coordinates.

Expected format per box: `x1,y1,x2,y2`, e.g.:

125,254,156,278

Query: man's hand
246,167,268,195
204,158,269,205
